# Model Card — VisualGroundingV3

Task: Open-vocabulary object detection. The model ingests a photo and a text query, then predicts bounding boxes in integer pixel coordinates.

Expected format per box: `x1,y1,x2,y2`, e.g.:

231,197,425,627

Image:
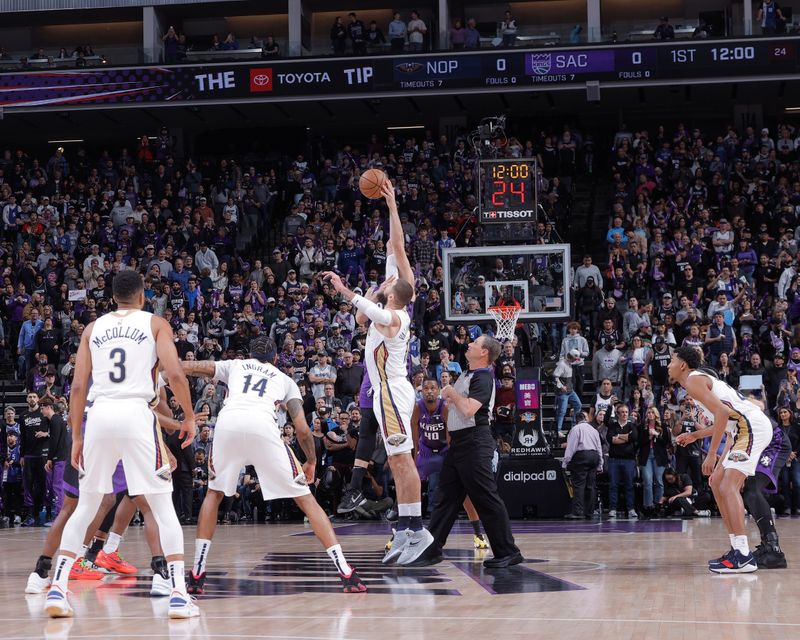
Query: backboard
442,244,571,323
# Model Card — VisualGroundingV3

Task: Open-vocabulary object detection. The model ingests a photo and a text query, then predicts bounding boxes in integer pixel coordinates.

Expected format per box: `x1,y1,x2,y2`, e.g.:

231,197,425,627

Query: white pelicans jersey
364,307,411,384
88,309,158,405
214,359,302,427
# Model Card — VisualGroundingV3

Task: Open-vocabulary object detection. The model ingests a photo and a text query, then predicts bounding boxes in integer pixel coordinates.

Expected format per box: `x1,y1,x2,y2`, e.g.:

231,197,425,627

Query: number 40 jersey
88,309,159,405
214,359,302,426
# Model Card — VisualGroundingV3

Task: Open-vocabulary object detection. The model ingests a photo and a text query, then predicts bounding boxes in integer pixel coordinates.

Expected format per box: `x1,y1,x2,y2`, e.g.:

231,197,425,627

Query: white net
488,305,521,342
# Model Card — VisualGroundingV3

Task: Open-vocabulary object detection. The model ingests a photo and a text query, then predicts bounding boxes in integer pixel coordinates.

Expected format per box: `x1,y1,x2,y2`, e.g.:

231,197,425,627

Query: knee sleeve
355,429,377,462
320,467,340,494
60,492,105,555
354,409,378,461
144,492,184,557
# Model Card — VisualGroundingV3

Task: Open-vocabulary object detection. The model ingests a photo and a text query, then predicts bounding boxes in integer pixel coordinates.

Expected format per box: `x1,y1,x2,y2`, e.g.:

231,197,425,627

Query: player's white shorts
209,409,311,499
722,411,773,477
373,377,415,456
81,399,172,496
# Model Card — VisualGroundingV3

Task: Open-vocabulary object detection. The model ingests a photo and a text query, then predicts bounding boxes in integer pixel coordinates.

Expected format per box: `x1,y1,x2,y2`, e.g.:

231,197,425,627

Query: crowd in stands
2,116,800,526
0,123,579,526
560,120,800,518
162,26,281,63
0,44,103,68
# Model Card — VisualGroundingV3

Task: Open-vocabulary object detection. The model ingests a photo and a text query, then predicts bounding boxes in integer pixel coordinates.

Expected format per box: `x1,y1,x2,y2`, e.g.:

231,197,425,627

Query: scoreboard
478,159,537,224
1,37,798,111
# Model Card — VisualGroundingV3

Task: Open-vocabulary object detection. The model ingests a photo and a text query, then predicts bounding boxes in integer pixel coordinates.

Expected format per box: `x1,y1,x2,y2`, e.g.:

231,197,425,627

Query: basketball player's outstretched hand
302,461,316,486
179,416,196,449
380,179,396,208
675,432,695,447
320,271,345,293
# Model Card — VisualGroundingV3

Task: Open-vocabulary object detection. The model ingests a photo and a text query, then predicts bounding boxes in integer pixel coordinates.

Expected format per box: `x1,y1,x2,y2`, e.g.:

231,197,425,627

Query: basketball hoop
488,302,521,342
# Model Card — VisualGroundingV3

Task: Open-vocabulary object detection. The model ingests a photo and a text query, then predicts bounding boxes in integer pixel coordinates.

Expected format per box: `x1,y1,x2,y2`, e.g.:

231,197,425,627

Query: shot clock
478,159,538,223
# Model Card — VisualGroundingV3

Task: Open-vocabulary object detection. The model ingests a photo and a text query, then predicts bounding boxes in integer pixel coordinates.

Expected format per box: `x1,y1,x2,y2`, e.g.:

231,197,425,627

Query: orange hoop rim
488,301,522,320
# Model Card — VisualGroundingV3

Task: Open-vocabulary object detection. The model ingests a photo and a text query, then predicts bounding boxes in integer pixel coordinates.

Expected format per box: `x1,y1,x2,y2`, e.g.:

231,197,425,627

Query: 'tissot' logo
250,68,273,92
504,470,557,482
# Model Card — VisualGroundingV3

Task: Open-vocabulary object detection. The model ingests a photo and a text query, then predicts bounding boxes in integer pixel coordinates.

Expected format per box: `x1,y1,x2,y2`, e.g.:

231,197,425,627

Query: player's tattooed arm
181,360,217,378
287,397,317,468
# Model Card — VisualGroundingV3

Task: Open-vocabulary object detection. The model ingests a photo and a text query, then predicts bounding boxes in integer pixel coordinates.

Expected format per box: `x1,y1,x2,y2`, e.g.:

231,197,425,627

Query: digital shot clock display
478,159,537,223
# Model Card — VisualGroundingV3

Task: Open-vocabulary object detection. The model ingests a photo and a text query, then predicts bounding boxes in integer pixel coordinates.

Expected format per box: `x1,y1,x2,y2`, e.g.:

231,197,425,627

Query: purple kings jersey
418,398,446,452
358,367,373,409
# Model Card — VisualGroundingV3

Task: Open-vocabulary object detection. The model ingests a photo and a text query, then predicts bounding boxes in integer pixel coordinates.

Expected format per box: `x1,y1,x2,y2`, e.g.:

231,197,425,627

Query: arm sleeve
386,254,398,279
213,360,234,384
351,295,394,325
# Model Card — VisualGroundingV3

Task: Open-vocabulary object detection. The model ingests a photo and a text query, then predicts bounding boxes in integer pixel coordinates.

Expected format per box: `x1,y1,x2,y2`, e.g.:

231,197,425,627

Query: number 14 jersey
214,359,302,427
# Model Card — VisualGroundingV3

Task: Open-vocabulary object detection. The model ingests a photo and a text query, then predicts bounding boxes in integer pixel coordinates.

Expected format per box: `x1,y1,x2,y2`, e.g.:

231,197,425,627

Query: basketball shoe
44,586,73,618
25,572,52,594
473,533,489,550
151,574,172,597
69,558,104,581
708,548,734,566
397,528,435,565
339,569,367,593
187,571,206,595
94,551,137,574
753,533,787,569
709,549,758,574
337,489,366,514
382,529,411,564
168,591,200,619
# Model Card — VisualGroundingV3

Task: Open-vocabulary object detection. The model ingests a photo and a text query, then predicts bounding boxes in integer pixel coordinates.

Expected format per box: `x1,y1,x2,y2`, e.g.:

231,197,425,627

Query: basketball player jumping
336,281,392,518
182,335,366,594
668,346,773,573
44,271,199,618
321,179,433,566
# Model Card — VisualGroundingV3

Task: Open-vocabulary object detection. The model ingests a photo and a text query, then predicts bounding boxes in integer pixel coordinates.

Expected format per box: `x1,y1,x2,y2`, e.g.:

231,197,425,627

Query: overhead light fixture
47,139,83,143
785,107,800,112
387,125,425,130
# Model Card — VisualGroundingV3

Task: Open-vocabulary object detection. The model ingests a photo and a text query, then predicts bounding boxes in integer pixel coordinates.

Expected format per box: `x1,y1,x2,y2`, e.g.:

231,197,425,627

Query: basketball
359,168,386,199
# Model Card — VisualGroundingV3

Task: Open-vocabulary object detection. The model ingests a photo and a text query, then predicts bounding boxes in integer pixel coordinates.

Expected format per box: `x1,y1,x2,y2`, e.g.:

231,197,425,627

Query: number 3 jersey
88,309,158,405
214,359,302,427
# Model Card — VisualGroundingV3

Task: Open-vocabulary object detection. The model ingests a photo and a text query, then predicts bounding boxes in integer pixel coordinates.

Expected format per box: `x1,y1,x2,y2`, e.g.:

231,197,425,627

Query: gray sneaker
382,529,412,564
397,528,435,566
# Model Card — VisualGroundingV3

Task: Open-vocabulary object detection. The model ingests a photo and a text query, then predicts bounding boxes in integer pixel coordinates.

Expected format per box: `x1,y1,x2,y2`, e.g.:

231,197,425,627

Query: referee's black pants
567,450,599,516
429,426,519,558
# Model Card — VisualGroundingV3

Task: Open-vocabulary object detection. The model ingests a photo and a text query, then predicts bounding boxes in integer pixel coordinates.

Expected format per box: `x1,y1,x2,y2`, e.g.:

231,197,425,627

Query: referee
411,335,522,567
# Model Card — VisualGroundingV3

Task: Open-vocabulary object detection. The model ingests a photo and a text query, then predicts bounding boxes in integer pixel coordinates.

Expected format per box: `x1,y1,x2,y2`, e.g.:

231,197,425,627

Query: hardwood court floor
1,517,799,640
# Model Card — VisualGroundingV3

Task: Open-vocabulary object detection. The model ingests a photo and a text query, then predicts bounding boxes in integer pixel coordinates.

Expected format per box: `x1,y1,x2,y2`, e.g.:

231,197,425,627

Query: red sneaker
94,550,137,575
69,558,104,581
340,569,367,593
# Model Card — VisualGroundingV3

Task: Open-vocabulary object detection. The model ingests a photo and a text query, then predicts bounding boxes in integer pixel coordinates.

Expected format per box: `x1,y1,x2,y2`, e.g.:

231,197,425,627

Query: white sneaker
44,586,73,618
608,510,617,518
382,529,411,564
150,574,171,597
397,528,435,565
168,590,200,619
696,510,711,517
627,509,638,519
26,572,52,594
